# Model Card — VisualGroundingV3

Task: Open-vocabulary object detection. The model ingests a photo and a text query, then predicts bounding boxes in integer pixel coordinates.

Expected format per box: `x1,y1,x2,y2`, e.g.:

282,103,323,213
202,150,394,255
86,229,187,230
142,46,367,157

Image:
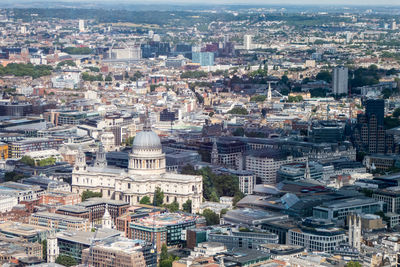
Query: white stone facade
72,123,203,212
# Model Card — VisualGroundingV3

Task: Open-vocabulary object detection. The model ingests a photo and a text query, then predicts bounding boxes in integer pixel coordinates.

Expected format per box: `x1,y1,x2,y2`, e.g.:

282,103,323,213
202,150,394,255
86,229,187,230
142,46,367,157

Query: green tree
154,187,164,206
250,95,267,102
220,208,228,216
57,60,76,67
160,244,169,261
345,261,362,267
124,136,135,146
232,127,245,136
182,200,192,213
81,190,102,202
4,171,25,182
20,155,35,166
55,255,77,267
139,196,151,205
166,201,179,212
393,108,400,118
228,107,248,115
105,75,112,82
233,191,245,206
202,209,220,226
63,47,92,55
316,71,332,83
42,240,47,261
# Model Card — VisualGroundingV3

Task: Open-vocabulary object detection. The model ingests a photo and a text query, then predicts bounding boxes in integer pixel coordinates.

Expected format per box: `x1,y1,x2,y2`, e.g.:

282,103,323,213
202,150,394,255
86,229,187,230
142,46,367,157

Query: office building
0,101,32,117
129,213,198,252
192,52,214,66
82,237,156,267
288,219,346,252
208,229,279,250
365,98,385,126
56,229,121,264
333,67,348,95
29,212,90,232
0,221,50,243
312,197,384,221
277,161,324,182
244,149,307,185
353,99,393,154
8,138,64,158
373,187,400,213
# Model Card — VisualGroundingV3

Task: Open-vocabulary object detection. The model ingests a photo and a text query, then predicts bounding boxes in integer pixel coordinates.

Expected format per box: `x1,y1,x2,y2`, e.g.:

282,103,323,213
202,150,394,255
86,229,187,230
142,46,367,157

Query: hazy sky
9,0,400,5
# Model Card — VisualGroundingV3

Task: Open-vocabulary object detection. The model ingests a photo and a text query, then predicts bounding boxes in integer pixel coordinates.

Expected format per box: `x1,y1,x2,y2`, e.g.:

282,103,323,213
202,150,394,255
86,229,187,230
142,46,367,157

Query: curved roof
132,129,161,151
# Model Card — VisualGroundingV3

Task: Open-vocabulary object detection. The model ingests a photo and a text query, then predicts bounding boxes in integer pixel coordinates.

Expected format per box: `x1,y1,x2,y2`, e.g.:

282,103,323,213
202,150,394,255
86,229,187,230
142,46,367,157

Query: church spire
102,204,114,229
94,142,107,168
75,145,86,170
267,82,272,102
304,159,311,180
211,138,219,165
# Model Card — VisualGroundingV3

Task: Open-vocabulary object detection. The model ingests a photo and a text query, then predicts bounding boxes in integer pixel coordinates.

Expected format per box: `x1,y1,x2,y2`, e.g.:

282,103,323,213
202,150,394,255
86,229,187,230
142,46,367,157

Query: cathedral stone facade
72,122,203,212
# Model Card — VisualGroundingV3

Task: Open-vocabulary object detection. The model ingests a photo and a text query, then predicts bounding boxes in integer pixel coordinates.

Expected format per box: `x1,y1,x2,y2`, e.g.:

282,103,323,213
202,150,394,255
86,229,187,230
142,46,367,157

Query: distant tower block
348,214,362,250
79,19,85,32
244,34,252,50
47,233,59,263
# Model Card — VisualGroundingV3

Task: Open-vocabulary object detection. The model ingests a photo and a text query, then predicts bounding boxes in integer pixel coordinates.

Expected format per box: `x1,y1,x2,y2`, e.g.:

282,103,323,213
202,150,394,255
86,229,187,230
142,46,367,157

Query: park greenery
0,63,52,79
57,60,76,67
181,70,208,79
287,95,303,102
250,95,267,102
63,46,93,55
81,72,103,81
181,165,244,205
20,155,56,167
81,190,102,201
228,106,249,115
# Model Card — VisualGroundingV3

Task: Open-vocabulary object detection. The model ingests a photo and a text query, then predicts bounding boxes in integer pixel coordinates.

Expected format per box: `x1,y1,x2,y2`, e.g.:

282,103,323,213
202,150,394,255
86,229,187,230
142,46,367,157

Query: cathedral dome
132,130,162,150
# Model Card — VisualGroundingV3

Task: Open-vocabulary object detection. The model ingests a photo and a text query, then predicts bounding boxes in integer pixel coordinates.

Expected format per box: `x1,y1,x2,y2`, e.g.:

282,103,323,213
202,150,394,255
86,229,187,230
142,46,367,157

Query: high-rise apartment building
244,35,253,50
79,19,85,32
333,67,348,95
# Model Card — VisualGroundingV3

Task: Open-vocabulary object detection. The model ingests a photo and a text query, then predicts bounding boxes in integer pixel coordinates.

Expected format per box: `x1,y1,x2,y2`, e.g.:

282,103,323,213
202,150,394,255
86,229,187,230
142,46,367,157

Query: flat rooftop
31,212,88,223
0,221,50,237
57,229,121,245
132,212,197,228
316,197,382,210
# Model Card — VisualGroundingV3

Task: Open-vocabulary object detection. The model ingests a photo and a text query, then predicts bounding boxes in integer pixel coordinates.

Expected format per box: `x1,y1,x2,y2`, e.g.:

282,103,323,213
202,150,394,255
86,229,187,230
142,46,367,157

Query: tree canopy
0,63,52,79
55,255,77,267
154,187,164,206
228,106,248,115
202,209,220,226
81,190,102,202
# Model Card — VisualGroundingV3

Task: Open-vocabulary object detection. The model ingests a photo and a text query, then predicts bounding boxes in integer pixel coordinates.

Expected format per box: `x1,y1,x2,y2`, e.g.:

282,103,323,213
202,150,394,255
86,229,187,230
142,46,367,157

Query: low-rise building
288,219,346,252
29,212,90,232
129,213,199,252
208,228,279,250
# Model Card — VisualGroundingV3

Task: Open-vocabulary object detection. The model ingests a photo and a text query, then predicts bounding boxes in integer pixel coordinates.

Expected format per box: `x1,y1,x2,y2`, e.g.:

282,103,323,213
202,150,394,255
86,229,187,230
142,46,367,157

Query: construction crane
84,227,98,267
